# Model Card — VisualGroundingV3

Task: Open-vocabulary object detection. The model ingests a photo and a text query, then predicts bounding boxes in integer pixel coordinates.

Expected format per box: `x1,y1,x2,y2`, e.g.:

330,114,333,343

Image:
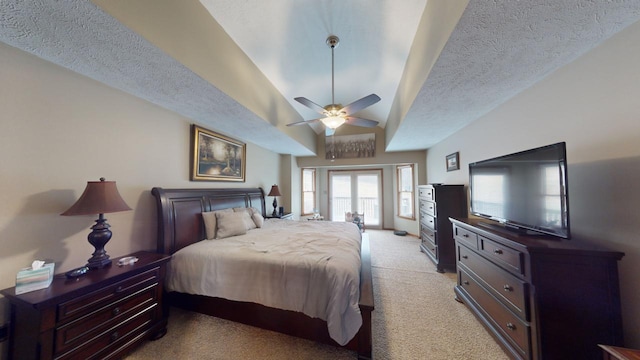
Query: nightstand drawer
55,283,158,355
56,304,156,360
57,267,160,324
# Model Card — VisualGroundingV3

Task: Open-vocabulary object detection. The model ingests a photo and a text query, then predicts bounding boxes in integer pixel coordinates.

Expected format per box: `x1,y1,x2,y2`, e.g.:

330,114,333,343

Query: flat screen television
469,142,570,239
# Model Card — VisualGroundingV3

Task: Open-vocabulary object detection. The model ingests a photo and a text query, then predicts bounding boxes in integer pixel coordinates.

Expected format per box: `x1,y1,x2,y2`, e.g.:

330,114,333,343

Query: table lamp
61,178,132,269
267,184,281,217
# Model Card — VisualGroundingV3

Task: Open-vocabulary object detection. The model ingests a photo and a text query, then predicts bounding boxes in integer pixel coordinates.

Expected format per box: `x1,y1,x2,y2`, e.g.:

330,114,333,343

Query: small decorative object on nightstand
61,177,131,269
266,212,293,220
0,251,171,360
267,184,281,217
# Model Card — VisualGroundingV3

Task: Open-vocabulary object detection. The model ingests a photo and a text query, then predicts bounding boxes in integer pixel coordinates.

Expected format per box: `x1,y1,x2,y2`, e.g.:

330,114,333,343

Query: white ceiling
1,1,640,156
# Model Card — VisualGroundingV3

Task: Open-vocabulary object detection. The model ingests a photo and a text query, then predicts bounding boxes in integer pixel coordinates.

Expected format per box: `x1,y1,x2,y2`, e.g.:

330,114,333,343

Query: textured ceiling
1,1,640,156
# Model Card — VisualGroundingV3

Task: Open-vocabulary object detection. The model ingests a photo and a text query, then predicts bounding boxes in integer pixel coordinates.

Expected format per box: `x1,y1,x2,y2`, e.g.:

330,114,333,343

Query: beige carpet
125,230,509,359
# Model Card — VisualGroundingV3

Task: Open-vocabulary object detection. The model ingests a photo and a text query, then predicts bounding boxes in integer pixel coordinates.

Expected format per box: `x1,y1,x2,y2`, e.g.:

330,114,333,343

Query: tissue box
15,263,55,295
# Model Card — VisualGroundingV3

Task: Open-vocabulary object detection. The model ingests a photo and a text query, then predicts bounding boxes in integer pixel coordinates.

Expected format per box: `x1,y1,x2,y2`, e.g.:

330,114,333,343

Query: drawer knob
463,280,470,285
462,234,469,238
461,255,468,259
503,285,513,292
493,249,503,255
111,331,119,342
115,286,123,293
506,323,516,331
112,307,121,316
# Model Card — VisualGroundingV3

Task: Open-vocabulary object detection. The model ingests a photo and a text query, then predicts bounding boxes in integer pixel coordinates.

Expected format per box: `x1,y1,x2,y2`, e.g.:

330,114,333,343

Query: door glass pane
331,175,351,221
357,175,379,226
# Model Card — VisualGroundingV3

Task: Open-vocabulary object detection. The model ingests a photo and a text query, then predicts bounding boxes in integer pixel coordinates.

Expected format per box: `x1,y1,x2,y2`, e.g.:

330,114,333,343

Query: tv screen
469,142,570,239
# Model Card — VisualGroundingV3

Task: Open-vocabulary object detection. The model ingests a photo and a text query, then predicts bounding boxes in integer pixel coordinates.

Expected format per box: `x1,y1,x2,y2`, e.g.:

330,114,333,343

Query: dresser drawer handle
493,249,503,255
503,285,513,292
111,331,119,342
115,286,124,293
462,234,469,238
463,280,470,285
112,307,121,316
461,255,468,259
506,323,516,331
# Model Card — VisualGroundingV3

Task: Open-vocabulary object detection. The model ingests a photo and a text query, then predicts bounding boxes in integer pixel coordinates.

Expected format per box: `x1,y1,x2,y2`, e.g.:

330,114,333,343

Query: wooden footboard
151,187,374,359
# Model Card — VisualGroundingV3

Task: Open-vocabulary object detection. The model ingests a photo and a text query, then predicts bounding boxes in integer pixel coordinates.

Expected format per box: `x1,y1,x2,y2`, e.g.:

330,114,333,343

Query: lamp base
86,214,113,269
272,197,278,217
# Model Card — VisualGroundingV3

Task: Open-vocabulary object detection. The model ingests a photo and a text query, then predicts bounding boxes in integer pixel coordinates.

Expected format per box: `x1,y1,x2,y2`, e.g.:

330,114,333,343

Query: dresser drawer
479,236,524,275
459,269,530,358
421,213,436,230
454,225,478,249
57,304,157,360
420,200,436,216
421,236,437,259
58,267,160,324
458,245,528,320
55,284,158,355
418,186,434,201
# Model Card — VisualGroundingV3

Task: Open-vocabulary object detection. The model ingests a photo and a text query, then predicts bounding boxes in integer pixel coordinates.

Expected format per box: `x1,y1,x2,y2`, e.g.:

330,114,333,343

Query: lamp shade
61,178,131,216
267,185,281,197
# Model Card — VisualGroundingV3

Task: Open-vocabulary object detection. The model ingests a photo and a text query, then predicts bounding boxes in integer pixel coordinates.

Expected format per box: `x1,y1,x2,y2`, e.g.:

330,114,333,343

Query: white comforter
166,219,363,345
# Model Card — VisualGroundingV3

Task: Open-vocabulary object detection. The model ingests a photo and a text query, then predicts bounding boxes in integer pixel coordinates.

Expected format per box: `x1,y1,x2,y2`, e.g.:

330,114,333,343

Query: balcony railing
331,196,379,225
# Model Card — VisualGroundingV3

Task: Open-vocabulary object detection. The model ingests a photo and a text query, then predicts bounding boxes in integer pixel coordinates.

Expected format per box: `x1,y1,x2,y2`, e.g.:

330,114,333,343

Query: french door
329,170,382,228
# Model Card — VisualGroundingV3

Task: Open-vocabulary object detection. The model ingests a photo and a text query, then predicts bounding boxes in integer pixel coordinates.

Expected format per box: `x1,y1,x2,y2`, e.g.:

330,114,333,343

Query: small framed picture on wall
446,152,460,172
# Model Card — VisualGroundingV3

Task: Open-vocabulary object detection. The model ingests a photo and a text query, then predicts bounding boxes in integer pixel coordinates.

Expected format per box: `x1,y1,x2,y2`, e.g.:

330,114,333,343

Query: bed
151,187,374,360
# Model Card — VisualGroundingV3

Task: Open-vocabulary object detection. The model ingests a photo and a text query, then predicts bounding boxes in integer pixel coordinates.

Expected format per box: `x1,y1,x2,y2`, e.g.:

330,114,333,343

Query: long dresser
418,184,466,273
450,218,624,360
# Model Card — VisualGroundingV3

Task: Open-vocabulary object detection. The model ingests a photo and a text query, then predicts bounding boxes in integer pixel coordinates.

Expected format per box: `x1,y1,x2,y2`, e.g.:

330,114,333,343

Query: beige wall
426,20,640,347
0,42,281,348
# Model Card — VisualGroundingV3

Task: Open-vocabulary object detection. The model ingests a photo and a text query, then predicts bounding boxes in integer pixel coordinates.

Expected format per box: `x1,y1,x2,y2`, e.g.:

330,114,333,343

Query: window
397,164,415,219
302,168,316,215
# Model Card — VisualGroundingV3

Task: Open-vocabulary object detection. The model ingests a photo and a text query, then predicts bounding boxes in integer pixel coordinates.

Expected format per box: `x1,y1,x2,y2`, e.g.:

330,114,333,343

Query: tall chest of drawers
0,251,171,360
450,218,624,360
418,184,466,273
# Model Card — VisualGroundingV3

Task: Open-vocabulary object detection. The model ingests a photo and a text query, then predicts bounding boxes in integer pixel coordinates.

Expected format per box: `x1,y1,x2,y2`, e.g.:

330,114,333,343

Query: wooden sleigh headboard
151,187,266,255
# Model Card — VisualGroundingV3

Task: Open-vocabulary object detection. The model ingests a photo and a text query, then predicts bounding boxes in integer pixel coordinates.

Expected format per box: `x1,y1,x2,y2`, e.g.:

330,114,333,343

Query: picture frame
191,124,246,182
325,133,375,160
446,152,460,172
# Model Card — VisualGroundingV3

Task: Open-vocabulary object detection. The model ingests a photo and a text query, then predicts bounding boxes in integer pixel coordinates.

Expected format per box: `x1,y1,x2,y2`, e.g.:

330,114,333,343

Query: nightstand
0,251,171,360
266,212,293,220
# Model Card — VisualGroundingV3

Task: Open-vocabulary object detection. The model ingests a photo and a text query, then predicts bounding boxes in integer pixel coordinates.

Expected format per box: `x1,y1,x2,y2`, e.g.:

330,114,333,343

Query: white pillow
202,208,233,240
233,208,257,230
252,212,264,228
233,207,260,229
215,211,248,239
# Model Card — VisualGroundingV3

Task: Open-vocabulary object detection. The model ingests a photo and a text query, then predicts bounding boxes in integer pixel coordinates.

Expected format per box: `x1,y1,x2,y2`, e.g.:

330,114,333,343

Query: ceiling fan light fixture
322,115,346,129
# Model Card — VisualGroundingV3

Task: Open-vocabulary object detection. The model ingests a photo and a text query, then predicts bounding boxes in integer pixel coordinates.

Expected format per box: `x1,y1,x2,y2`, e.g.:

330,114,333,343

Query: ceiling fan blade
341,94,381,115
325,127,336,137
345,116,379,128
294,97,326,115
286,118,322,126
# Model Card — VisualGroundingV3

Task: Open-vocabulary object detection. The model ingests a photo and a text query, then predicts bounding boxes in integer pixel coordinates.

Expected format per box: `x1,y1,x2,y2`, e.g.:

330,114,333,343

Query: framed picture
325,133,375,159
191,124,246,182
446,152,460,172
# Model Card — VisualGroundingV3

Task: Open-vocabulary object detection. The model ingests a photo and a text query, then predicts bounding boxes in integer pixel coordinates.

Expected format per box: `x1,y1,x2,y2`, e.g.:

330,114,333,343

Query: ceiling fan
287,35,381,136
